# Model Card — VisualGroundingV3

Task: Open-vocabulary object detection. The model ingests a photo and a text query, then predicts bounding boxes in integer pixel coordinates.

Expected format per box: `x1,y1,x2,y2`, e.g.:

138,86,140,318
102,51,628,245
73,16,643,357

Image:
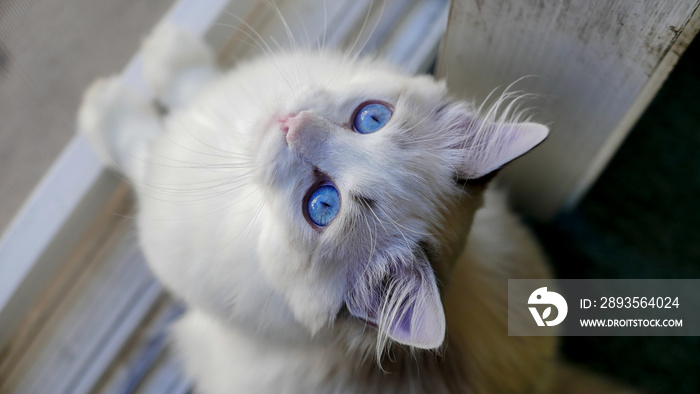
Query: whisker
347,0,374,57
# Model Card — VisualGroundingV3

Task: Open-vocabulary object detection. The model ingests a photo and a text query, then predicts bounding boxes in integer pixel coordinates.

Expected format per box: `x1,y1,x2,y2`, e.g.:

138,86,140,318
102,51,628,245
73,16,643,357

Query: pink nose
278,113,298,134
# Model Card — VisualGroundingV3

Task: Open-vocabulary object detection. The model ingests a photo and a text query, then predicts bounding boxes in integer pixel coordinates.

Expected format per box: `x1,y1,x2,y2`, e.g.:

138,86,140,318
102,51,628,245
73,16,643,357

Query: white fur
76,23,591,393
78,78,161,182
169,189,557,393
142,23,220,108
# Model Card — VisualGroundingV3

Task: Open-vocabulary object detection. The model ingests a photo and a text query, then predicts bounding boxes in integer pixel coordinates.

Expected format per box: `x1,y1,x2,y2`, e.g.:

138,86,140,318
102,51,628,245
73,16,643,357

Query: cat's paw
142,23,218,108
78,76,133,168
78,76,160,179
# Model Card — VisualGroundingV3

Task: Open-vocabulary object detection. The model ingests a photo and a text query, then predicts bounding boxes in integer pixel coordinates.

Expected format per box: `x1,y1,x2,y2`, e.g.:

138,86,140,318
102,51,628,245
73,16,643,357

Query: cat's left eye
353,102,392,134
305,183,341,227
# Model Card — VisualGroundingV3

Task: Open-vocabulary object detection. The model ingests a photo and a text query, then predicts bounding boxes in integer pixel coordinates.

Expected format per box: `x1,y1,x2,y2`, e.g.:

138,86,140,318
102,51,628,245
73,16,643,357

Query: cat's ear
345,249,445,349
446,106,549,179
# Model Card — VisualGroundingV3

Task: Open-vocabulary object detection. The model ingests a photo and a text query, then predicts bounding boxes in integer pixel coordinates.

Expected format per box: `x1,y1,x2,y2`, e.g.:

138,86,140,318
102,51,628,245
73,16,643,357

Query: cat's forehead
281,53,445,106
328,72,444,103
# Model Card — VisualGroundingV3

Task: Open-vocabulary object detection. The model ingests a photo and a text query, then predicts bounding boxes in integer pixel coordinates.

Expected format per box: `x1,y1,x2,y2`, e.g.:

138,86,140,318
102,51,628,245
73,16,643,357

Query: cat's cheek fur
257,209,347,335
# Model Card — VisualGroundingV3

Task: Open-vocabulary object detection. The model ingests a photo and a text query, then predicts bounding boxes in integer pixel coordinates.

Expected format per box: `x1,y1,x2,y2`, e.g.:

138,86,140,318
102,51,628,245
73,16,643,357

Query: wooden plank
93,296,187,393
0,192,156,393
0,183,132,385
437,0,700,220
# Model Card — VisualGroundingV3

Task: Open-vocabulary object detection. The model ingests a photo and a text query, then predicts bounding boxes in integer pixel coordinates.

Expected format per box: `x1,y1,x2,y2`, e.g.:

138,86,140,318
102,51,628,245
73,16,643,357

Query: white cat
78,23,623,393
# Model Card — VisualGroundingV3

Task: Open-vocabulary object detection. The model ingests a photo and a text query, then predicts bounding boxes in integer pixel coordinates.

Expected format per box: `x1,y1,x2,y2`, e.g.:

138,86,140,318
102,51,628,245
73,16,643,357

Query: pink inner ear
384,276,445,349
463,121,549,179
345,253,446,349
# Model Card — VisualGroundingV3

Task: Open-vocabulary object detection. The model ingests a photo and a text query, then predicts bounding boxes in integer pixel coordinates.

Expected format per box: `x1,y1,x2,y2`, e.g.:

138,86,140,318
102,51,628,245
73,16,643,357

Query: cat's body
79,23,570,393
170,188,556,393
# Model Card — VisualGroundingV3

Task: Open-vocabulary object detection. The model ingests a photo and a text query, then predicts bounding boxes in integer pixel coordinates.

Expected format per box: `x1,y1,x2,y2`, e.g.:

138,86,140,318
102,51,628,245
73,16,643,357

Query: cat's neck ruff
172,308,469,394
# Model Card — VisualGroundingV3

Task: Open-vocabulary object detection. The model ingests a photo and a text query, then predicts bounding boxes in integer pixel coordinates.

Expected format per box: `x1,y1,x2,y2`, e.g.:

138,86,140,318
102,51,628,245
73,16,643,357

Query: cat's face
243,52,547,351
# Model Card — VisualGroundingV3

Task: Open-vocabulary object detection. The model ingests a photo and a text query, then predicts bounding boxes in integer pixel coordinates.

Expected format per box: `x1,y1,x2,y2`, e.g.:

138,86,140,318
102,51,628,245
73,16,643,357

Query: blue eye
306,184,341,227
353,102,392,134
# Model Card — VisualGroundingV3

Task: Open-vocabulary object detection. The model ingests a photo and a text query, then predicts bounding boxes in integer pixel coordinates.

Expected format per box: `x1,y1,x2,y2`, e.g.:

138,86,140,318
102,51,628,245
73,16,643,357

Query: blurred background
0,0,698,392
0,0,172,235
534,35,700,393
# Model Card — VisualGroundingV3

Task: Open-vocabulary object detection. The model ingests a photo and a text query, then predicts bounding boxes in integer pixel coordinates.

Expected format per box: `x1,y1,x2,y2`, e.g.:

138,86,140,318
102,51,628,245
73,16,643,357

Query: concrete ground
0,0,173,237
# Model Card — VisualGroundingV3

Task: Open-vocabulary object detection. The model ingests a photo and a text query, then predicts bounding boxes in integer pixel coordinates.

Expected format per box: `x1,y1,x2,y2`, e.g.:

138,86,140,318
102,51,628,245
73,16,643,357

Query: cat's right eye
305,183,341,227
353,102,392,134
